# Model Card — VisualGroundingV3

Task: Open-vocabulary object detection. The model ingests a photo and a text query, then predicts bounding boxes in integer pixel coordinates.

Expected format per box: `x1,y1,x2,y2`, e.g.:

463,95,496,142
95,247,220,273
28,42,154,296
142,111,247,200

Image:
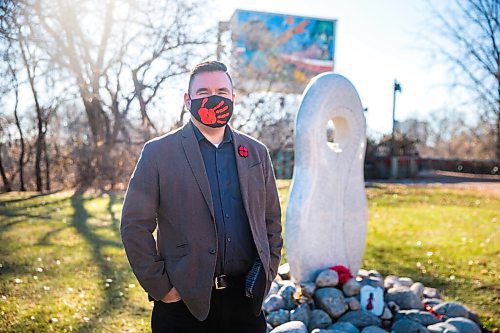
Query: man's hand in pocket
161,287,181,303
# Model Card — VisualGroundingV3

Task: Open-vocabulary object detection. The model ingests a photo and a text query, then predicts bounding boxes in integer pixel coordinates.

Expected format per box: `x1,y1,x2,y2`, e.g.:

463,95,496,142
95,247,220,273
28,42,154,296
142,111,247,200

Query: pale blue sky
215,0,453,137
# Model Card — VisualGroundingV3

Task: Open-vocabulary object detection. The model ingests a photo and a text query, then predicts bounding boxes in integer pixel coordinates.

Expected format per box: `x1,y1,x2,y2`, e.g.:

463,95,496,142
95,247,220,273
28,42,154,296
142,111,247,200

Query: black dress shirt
192,122,257,276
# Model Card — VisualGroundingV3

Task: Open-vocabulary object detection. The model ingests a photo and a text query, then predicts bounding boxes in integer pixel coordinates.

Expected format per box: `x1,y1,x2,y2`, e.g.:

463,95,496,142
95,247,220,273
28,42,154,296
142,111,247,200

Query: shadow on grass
0,195,72,234
36,226,70,246
69,191,128,333
107,191,121,238
0,190,61,206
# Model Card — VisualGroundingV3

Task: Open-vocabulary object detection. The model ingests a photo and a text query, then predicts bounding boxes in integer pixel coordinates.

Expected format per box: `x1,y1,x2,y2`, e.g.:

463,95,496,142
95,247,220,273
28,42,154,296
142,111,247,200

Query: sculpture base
264,264,485,333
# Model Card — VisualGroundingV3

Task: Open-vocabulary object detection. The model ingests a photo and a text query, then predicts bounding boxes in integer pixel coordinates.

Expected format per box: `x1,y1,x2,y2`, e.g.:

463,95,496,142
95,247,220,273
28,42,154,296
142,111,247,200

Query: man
120,61,282,333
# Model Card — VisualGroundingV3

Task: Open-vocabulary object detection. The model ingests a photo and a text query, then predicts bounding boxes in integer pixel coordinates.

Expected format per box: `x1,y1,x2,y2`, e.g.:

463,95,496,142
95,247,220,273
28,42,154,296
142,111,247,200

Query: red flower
238,145,249,158
329,265,353,284
425,305,442,319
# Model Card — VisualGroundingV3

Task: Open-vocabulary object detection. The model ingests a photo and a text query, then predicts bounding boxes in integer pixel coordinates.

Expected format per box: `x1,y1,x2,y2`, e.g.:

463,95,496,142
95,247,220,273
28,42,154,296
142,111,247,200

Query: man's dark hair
188,61,233,94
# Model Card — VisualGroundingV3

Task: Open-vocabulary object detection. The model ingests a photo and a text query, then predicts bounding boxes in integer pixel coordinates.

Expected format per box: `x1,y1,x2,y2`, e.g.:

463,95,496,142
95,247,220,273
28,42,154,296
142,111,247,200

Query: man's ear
232,93,236,104
183,92,191,111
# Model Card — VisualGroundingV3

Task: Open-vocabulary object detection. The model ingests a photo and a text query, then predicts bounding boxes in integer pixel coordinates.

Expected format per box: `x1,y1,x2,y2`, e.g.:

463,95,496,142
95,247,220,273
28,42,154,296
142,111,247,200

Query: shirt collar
191,121,233,144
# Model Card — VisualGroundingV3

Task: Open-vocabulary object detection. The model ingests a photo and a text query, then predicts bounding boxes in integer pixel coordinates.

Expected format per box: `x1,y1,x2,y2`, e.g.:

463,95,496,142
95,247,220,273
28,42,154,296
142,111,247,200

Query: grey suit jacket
120,121,282,321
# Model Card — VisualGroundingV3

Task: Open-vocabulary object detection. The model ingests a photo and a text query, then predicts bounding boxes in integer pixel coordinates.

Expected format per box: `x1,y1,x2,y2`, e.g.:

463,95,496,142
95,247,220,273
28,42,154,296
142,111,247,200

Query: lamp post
391,80,402,179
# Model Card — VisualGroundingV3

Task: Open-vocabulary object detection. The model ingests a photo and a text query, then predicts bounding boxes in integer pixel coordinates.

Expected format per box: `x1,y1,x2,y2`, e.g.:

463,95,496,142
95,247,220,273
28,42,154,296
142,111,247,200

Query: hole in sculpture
326,117,349,153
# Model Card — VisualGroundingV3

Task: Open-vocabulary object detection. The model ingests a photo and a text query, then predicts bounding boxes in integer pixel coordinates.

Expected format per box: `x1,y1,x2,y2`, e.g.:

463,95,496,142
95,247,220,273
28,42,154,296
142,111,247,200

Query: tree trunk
18,28,43,191
43,137,50,191
13,84,26,191
497,111,500,159
35,131,43,191
0,144,12,192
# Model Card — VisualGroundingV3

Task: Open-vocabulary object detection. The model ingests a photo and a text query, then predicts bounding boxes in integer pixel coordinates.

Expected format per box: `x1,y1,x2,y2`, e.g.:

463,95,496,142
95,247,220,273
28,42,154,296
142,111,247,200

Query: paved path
367,170,500,196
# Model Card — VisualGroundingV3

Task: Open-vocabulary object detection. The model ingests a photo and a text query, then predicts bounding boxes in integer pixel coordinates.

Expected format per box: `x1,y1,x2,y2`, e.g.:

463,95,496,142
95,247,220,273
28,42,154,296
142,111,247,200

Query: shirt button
227,237,231,242
225,213,229,218
209,248,216,254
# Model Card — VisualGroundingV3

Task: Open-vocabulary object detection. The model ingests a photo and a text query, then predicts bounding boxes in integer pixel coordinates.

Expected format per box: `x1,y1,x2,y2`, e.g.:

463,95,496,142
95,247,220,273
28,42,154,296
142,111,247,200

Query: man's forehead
191,71,232,89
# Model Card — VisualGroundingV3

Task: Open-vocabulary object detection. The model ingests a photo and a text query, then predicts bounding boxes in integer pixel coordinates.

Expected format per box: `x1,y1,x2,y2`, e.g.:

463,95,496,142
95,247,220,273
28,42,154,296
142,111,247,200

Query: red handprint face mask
189,95,233,128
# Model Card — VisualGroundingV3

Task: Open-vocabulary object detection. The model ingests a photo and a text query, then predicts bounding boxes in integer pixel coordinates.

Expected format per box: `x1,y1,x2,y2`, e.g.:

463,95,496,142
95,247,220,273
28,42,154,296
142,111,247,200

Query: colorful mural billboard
230,10,336,94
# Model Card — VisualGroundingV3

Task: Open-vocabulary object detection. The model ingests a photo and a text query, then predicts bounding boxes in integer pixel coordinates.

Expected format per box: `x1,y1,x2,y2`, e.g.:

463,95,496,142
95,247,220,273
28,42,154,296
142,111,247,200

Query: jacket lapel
181,122,215,218
231,128,251,219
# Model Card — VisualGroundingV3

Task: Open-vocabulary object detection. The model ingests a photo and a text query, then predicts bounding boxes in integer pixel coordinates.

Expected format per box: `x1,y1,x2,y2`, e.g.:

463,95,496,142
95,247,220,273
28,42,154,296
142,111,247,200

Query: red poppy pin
238,145,249,158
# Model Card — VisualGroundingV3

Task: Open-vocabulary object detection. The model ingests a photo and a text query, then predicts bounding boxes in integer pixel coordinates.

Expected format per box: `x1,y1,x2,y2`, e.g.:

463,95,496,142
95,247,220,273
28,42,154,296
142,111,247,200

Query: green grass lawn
0,181,498,332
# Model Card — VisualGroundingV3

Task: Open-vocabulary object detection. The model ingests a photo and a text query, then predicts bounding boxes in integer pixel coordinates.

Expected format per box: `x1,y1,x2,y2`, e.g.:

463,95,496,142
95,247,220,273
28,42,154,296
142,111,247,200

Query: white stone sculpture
285,72,367,283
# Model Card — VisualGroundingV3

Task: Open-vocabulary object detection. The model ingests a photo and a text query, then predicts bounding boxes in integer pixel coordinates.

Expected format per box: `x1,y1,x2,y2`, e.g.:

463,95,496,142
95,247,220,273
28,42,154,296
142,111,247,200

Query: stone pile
264,264,484,333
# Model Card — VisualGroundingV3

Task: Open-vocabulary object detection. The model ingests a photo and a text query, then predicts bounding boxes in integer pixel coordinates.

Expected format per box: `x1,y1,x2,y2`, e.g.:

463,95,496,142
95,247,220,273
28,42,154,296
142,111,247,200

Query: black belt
213,275,245,290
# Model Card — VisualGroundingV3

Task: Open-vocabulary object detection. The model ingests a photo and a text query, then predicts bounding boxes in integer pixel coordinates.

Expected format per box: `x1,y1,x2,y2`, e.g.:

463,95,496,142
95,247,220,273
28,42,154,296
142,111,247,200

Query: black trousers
151,278,266,333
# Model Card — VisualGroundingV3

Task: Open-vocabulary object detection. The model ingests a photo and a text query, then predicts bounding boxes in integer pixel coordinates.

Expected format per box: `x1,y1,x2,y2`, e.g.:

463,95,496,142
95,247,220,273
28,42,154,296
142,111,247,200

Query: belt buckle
215,275,227,290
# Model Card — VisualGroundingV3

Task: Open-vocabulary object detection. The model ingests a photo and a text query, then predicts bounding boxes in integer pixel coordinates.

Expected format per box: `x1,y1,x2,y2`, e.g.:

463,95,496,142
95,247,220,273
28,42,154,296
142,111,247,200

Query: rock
397,277,414,287
270,320,308,333
423,298,444,307
358,269,369,277
423,287,441,299
381,320,392,331
386,286,424,310
337,310,382,329
266,309,290,327
427,322,460,333
316,269,339,287
277,280,296,289
290,303,311,326
381,306,393,320
367,270,383,280
395,310,440,326
314,287,348,318
299,282,316,297
345,296,361,310
308,309,333,331
360,276,384,289
361,326,386,333
410,282,425,299
278,285,297,310
384,275,399,289
267,323,274,333
328,322,360,333
360,284,384,315
387,301,400,313
311,329,342,333
343,278,362,296
391,319,429,333
278,263,291,280
446,317,481,333
263,294,286,313
268,281,281,296
432,302,469,318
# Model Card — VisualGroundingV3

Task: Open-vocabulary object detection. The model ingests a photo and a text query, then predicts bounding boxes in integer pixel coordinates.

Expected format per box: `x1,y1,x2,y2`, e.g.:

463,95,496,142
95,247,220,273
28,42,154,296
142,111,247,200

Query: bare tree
0,117,12,192
427,0,499,158
419,108,496,159
3,0,212,189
